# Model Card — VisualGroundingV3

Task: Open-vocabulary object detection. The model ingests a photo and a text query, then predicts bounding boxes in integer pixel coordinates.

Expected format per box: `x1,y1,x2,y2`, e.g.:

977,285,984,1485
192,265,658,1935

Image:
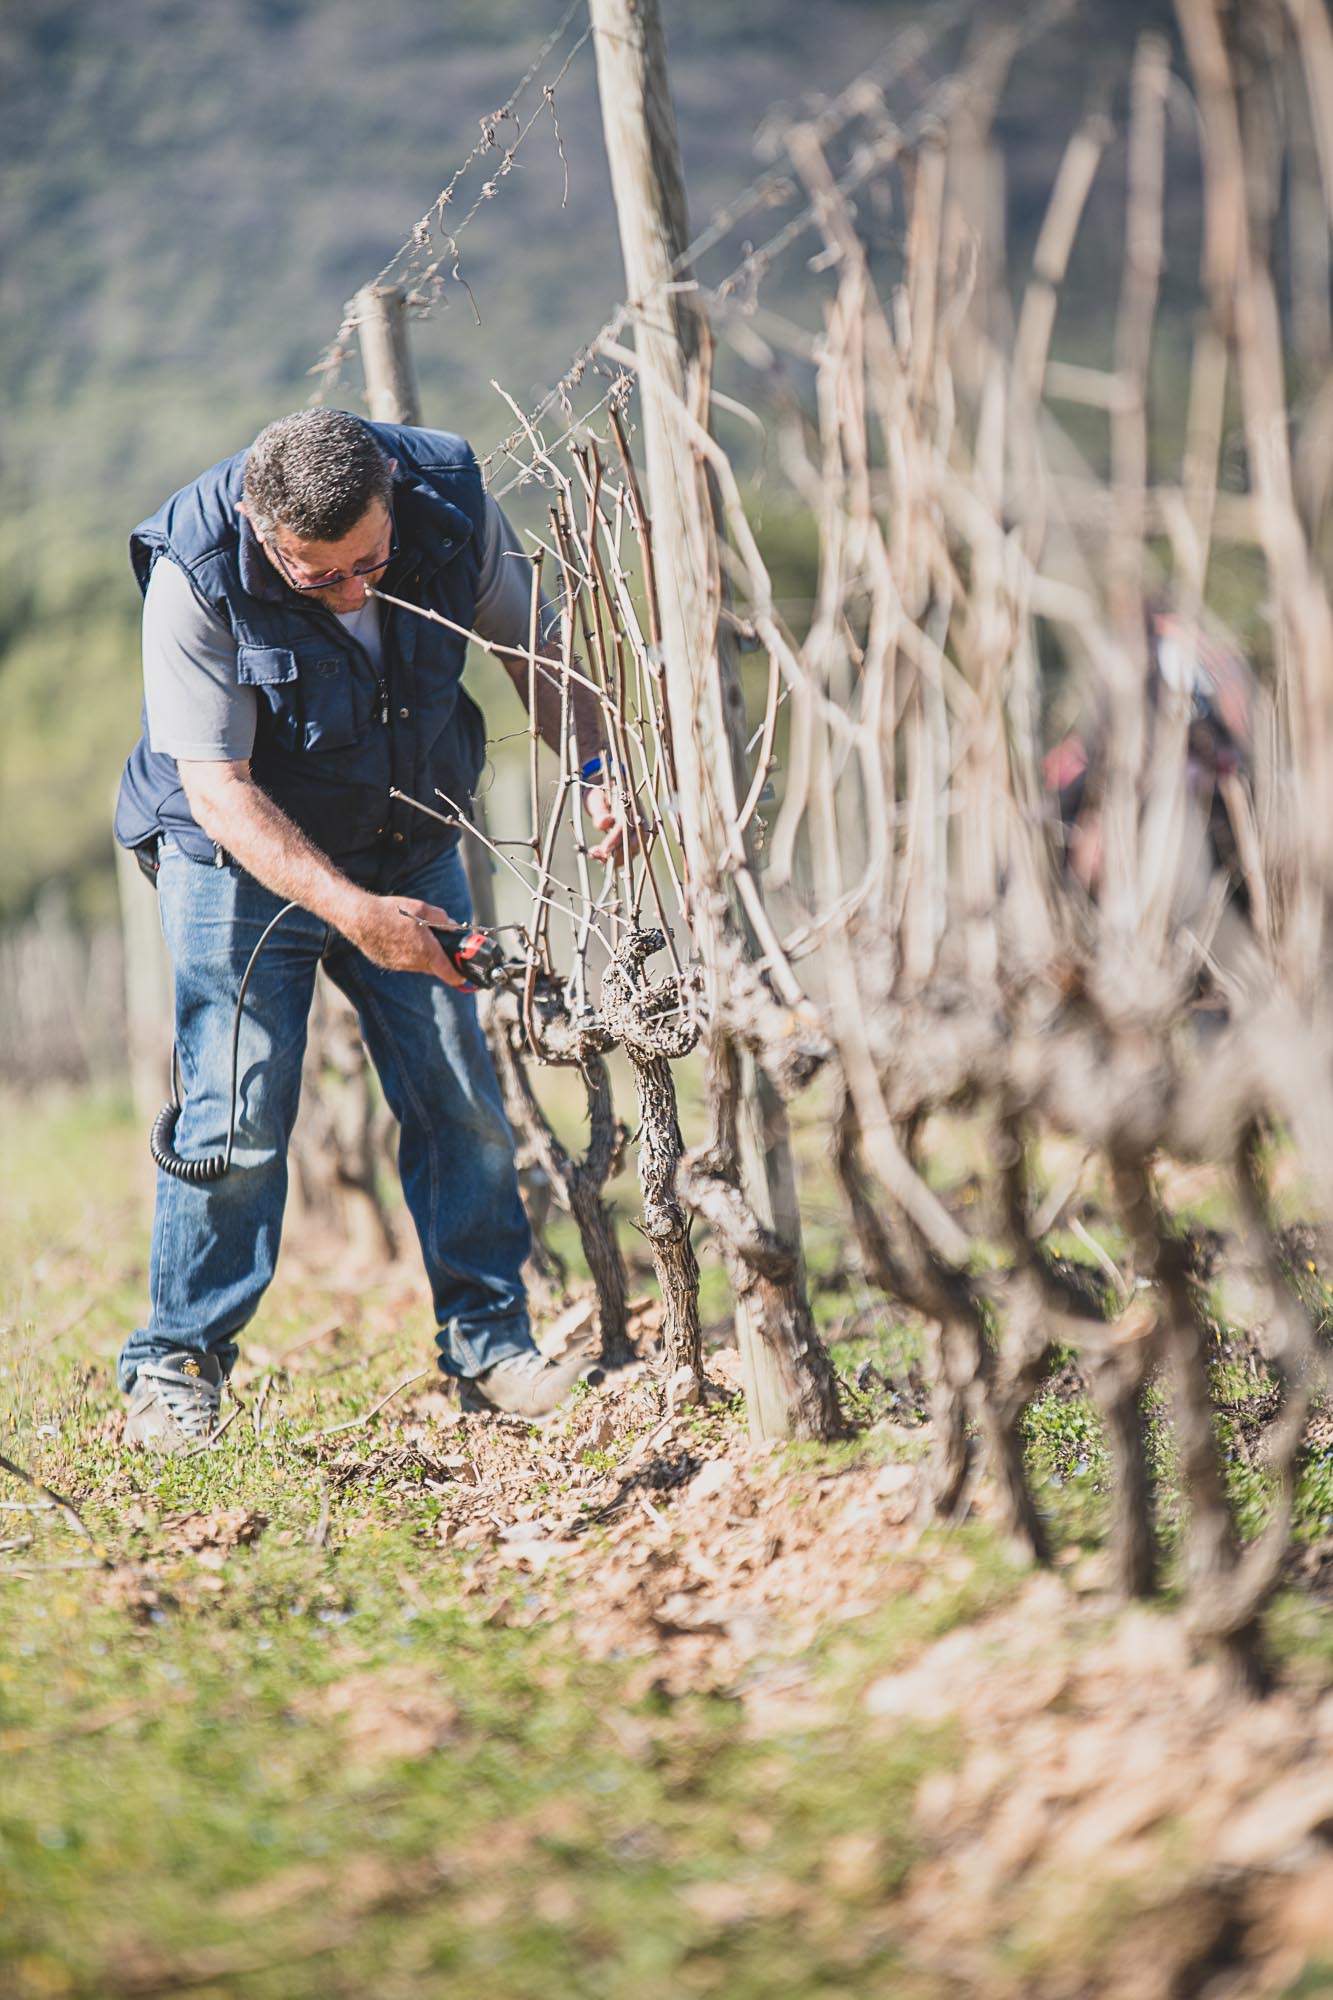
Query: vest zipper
301,600,391,728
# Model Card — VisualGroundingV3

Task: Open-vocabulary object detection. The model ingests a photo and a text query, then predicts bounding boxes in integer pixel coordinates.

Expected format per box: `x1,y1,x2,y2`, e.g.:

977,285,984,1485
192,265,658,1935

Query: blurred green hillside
1,0,1182,920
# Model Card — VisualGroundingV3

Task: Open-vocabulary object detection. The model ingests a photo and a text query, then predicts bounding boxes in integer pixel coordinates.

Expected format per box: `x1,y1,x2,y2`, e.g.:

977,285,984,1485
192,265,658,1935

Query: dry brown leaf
1213,1771,1333,1868
1248,1855,1333,1961
678,1874,803,1927
298,1665,458,1766
688,1458,737,1501
216,1862,329,1923
821,1832,885,1897
706,1349,745,1391
538,1296,598,1357
1059,1770,1184,1860
163,1508,267,1555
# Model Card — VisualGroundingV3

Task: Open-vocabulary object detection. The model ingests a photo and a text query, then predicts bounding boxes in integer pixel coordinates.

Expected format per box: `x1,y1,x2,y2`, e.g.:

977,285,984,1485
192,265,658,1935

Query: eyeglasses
266,520,397,592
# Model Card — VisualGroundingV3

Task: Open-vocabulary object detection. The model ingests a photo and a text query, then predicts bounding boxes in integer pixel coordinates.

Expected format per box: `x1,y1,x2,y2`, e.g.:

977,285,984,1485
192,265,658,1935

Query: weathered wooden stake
112,831,174,1131
355,284,500,930
355,285,423,427
589,0,841,1438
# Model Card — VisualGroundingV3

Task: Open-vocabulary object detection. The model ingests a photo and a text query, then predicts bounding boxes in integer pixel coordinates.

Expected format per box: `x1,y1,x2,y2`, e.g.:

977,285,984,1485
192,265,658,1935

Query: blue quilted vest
115,422,489,884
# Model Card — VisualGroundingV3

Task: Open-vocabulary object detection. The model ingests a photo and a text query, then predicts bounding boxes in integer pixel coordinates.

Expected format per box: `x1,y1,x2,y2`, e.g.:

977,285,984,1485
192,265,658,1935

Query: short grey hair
243,409,393,542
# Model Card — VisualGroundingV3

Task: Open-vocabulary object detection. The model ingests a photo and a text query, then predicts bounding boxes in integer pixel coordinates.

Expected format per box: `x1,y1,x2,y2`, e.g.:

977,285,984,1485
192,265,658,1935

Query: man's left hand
585,781,637,864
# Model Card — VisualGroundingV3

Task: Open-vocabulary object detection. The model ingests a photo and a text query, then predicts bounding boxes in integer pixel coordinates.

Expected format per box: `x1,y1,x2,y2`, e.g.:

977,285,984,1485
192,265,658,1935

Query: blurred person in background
1043,604,1255,915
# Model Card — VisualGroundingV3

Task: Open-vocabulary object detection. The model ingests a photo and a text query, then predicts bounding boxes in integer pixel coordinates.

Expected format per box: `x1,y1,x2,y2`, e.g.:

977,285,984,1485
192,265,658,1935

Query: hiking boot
460,1345,595,1420
125,1351,223,1453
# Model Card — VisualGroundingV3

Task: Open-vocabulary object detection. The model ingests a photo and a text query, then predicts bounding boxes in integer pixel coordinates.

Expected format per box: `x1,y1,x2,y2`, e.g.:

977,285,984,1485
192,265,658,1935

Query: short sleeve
470,495,559,654
143,558,258,761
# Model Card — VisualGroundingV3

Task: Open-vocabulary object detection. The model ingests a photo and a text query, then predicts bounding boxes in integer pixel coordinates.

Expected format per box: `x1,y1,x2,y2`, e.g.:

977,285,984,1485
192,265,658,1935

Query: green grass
0,1505,959,1999
1265,1589,1333,1676
1022,1392,1113,1549
8,1086,1333,1998
1017,1326,1333,1568
0,1087,996,2000
0,1387,979,2000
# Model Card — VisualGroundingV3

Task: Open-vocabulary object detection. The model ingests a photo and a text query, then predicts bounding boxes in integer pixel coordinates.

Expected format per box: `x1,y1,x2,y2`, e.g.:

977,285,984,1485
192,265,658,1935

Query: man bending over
115,409,619,1449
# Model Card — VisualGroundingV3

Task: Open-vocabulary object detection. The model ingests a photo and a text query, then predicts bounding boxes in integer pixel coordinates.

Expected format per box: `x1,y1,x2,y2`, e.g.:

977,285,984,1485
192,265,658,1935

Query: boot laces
138,1356,222,1440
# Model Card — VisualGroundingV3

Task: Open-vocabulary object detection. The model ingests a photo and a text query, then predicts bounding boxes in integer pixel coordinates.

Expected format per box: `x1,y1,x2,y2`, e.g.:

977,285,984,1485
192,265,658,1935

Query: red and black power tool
399,915,528,991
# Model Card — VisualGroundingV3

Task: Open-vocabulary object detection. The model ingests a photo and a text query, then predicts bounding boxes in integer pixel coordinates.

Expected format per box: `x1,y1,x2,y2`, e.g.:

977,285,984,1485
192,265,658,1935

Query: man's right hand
175,762,472,989
345,895,471,987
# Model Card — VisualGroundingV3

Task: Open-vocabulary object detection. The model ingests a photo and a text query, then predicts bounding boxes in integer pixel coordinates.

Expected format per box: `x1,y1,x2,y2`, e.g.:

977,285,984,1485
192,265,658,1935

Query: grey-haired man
115,409,618,1449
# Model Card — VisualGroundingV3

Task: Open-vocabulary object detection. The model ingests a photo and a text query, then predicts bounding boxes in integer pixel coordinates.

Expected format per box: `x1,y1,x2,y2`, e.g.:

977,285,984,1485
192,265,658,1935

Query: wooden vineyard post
113,827,175,1205
589,0,842,1439
272,285,432,1257
355,283,499,927
354,285,422,427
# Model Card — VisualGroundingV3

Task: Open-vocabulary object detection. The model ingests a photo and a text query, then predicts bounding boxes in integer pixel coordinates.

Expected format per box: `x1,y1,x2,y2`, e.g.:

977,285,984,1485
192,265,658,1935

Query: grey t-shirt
143,493,553,761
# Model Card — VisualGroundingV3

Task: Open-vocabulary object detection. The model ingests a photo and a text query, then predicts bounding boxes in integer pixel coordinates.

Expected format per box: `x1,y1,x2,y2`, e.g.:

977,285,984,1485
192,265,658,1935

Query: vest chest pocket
236,644,359,753
296,653,358,751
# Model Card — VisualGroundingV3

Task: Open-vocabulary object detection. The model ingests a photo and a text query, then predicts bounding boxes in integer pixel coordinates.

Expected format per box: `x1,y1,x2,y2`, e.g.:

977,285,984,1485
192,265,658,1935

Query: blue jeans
117,841,532,1392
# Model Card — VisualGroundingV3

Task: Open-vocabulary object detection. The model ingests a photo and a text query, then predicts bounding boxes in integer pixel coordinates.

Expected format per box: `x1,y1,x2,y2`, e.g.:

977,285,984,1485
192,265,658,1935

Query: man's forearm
516,647,631,861
515,646,609,770
180,765,366,932
175,760,467,982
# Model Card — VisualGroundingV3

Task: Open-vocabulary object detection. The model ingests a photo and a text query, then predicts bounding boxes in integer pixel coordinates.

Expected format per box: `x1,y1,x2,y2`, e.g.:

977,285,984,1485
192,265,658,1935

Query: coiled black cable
151,902,300,1183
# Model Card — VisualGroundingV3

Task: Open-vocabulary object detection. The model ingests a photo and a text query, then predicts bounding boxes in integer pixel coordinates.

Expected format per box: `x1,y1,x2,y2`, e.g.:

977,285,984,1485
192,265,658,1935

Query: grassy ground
0,1492,974,1999
0,1093,987,1998
4,1089,1333,1999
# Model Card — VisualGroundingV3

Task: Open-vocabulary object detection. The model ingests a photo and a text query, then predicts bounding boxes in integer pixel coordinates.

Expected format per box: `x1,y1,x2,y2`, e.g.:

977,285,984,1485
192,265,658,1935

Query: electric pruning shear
397,913,530,992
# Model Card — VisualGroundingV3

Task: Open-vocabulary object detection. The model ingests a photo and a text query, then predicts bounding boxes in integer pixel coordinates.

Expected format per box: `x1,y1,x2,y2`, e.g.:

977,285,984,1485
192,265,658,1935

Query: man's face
263,501,394,614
